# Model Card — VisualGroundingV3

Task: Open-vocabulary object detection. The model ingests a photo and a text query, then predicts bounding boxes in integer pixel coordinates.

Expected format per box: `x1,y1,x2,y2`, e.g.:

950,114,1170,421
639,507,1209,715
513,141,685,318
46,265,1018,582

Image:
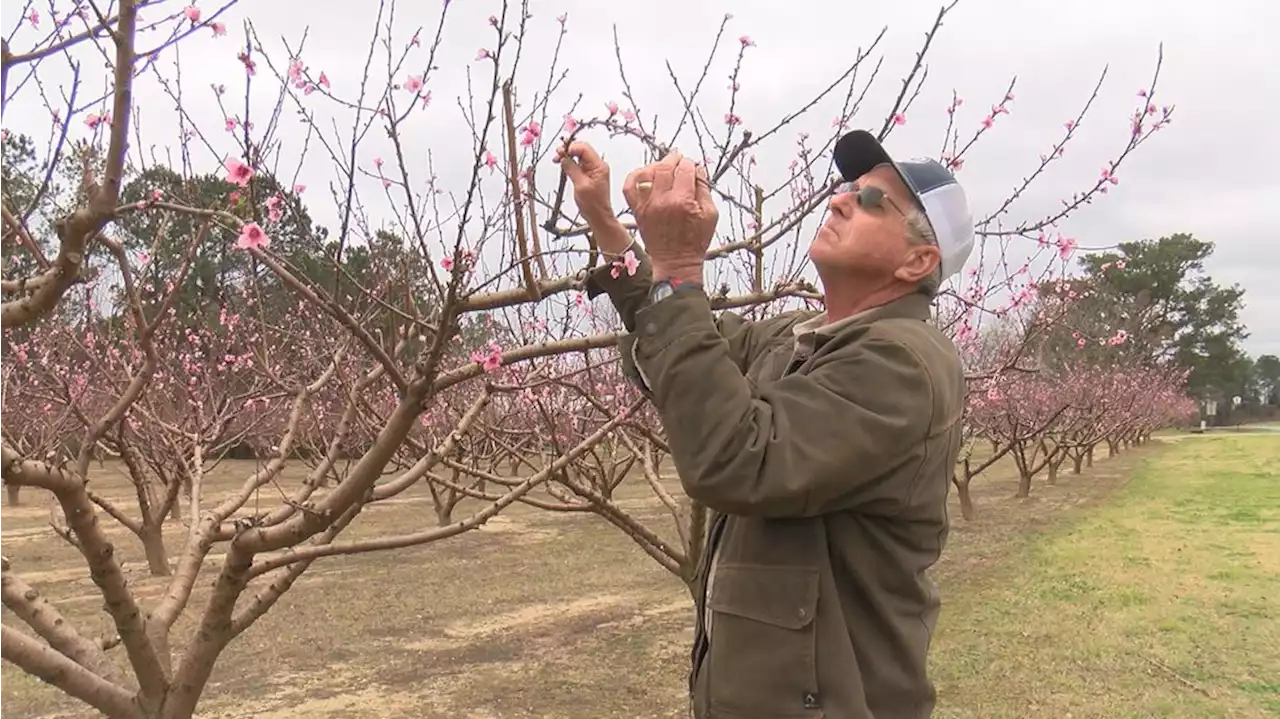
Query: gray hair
904,207,942,297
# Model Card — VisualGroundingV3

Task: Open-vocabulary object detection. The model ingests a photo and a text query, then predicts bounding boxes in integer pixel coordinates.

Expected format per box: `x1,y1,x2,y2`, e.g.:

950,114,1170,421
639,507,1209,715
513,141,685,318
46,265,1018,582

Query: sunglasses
832,180,906,217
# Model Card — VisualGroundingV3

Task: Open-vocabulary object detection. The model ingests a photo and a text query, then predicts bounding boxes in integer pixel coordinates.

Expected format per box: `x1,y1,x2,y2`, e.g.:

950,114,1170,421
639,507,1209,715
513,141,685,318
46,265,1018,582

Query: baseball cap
833,130,975,281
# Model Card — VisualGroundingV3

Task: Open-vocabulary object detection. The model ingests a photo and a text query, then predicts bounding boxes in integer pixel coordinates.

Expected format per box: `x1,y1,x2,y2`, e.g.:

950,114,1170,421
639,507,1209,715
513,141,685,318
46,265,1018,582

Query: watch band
649,278,702,304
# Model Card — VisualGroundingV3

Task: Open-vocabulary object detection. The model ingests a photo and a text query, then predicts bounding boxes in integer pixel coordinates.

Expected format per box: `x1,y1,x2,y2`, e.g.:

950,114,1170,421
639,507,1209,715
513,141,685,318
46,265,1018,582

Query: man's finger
673,156,697,199
652,151,682,194
694,163,713,204
565,141,604,171
622,167,653,211
659,148,684,169
559,153,587,184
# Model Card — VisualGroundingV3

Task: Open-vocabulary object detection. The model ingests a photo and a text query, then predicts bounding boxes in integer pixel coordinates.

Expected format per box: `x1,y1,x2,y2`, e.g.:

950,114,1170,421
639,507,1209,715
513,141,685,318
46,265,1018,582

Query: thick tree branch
0,625,135,719
1,562,122,684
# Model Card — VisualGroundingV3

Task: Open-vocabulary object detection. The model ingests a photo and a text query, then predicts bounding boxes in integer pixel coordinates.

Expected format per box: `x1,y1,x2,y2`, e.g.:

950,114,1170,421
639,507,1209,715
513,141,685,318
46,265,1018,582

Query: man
555,129,972,719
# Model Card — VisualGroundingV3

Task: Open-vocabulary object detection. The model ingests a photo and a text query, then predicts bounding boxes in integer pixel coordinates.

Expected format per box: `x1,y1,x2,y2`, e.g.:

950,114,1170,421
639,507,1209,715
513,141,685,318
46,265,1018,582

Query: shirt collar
792,293,932,340
792,309,870,339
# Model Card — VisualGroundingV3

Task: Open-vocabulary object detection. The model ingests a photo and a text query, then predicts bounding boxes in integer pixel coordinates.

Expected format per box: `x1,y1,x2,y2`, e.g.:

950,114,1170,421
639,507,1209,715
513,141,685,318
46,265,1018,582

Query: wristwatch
648,278,702,305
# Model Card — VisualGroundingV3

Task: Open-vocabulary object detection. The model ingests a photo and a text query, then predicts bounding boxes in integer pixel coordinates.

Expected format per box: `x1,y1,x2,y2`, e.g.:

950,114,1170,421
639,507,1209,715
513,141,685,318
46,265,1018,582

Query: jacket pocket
706,564,822,718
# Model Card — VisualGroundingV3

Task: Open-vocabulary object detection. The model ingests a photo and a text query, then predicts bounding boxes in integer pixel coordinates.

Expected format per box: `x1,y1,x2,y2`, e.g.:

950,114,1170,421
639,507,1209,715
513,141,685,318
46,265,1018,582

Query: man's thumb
560,155,586,184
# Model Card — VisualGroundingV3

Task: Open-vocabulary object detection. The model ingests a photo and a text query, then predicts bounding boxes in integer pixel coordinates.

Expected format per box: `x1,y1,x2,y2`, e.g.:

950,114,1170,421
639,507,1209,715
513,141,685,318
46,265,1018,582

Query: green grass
931,435,1280,718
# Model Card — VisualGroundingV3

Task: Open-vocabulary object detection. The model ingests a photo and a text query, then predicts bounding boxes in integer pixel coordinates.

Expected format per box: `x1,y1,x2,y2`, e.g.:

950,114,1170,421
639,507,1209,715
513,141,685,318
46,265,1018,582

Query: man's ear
893,245,941,284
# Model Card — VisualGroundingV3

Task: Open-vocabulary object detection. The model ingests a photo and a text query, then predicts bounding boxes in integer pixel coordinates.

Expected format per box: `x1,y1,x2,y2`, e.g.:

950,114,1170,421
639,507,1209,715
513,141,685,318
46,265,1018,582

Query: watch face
649,282,675,303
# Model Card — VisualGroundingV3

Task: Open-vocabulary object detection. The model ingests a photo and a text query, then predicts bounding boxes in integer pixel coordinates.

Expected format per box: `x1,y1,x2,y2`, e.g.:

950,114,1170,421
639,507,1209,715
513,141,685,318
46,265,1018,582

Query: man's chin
808,233,840,267
808,250,841,278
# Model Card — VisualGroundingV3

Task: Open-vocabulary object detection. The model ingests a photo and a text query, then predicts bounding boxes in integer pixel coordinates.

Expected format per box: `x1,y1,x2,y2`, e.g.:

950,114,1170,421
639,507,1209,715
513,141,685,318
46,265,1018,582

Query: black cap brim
834,130,922,208
834,130,893,181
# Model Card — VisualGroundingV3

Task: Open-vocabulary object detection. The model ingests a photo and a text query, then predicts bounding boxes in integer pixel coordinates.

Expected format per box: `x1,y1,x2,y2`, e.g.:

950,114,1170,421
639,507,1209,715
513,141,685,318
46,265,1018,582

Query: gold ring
636,181,653,191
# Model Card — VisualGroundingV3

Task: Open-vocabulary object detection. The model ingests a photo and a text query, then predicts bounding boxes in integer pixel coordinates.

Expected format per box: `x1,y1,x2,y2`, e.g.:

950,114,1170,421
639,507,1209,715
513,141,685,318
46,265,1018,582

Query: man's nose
828,189,854,216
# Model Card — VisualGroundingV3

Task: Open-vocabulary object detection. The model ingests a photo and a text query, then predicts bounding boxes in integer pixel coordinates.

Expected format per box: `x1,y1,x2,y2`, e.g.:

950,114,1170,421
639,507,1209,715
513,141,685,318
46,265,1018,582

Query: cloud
3,0,1276,355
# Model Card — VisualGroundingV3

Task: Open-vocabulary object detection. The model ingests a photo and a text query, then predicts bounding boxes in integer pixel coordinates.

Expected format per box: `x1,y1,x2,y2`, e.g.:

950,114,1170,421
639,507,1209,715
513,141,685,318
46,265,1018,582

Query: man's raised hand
622,151,717,283
554,140,615,226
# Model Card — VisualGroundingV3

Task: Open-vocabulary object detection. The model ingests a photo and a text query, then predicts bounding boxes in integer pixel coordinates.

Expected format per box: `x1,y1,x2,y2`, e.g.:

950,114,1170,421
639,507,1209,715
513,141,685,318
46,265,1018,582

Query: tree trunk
1072,452,1084,474
1016,472,1032,499
1047,459,1059,485
955,477,975,520
5,484,20,506
1011,443,1033,499
429,479,457,526
436,501,454,526
1086,445,1095,467
1107,440,1118,457
176,475,192,519
683,501,707,587
650,446,665,475
140,523,172,577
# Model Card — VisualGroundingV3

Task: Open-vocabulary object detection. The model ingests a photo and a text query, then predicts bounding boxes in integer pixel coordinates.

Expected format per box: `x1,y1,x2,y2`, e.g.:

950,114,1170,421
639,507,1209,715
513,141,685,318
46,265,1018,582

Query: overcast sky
3,0,1277,357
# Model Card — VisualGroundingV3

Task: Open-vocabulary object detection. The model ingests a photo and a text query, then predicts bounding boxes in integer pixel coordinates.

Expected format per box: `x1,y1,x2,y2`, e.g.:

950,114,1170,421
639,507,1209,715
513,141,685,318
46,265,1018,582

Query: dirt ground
2,444,1156,718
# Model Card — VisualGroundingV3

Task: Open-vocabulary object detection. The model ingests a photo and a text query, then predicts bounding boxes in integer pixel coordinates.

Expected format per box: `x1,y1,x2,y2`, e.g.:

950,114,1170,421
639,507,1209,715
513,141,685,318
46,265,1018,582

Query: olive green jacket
585,245,965,719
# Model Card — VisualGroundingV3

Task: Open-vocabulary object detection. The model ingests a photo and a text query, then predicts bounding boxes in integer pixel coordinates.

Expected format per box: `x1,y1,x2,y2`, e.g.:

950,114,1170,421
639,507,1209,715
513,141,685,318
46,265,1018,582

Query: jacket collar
792,292,932,340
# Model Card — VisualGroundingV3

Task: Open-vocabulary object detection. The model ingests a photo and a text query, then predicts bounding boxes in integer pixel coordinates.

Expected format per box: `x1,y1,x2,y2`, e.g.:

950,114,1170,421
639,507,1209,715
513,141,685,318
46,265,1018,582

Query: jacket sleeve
630,287,935,518
585,243,786,389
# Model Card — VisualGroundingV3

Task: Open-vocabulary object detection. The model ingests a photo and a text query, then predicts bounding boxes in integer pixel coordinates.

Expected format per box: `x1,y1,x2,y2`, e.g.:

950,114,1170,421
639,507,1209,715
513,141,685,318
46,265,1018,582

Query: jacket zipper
689,512,728,697
690,346,801,702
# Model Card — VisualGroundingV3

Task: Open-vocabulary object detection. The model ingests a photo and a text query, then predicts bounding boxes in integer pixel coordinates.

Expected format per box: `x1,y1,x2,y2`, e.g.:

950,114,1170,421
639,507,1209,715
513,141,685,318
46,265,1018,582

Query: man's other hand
555,140,614,226
623,151,717,283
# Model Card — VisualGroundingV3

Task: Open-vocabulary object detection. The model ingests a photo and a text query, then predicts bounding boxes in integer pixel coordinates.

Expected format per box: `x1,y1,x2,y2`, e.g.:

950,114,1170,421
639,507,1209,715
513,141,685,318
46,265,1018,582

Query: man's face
808,163,922,280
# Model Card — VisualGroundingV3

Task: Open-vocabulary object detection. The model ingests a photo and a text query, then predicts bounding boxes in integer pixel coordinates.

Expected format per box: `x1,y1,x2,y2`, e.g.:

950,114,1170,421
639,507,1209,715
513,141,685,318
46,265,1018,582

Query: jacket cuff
630,287,718,390
618,333,653,395
584,245,653,333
